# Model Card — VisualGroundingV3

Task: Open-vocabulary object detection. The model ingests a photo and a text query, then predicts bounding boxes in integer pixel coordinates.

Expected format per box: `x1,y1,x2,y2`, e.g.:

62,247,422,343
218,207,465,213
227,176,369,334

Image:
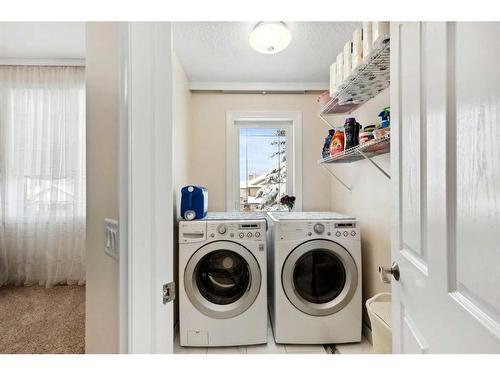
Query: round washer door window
293,250,346,304
195,250,250,305
185,241,261,319
282,239,357,316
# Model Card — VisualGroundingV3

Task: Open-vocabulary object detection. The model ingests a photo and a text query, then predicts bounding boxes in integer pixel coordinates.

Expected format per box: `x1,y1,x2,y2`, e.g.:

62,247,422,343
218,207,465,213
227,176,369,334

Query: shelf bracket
357,149,391,180
320,164,352,192
318,113,335,129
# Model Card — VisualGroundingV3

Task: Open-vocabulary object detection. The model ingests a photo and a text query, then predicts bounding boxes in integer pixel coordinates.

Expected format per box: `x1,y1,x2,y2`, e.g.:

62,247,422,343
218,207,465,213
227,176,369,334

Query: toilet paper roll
352,28,363,71
362,21,373,62
372,21,390,49
336,52,344,89
329,62,337,97
343,41,353,80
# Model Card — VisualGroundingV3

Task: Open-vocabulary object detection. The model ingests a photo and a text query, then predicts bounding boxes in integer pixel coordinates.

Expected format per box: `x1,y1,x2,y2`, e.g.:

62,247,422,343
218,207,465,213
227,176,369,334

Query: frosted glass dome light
249,22,291,55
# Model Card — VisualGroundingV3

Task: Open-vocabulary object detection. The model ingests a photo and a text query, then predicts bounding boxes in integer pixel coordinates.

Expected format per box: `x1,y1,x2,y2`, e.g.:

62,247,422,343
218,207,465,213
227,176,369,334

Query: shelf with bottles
318,132,390,192
318,39,390,124
318,133,390,165
318,108,391,191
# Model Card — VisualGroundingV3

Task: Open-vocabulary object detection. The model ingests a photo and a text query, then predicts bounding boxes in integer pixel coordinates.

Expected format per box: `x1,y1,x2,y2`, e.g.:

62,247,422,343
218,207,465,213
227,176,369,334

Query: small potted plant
280,195,296,212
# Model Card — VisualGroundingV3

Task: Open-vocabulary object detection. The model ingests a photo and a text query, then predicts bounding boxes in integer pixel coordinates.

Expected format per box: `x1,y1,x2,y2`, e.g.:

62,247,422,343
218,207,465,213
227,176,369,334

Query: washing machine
178,212,268,347
267,211,362,344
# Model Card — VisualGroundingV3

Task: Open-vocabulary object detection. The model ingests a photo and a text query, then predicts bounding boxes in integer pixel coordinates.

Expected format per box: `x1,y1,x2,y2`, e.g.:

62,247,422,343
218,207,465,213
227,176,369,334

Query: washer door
282,239,358,316
184,241,261,319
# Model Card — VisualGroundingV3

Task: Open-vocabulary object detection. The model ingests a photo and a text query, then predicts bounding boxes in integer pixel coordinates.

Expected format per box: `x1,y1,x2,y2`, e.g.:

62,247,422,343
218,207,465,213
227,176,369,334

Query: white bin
366,292,392,354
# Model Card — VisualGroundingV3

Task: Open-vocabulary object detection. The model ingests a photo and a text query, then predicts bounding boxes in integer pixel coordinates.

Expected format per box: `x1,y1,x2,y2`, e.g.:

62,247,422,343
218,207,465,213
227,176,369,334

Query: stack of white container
329,21,390,98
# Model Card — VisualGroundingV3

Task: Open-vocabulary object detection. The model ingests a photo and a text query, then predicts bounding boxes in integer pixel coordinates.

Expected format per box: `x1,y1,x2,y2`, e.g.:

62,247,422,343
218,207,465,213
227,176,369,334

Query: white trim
191,81,327,92
0,58,85,66
226,111,302,212
118,22,174,354
118,23,130,355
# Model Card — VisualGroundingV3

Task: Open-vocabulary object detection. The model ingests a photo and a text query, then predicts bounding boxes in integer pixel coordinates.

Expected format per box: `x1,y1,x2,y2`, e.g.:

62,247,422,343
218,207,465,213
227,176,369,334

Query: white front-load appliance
178,212,268,347
267,212,362,344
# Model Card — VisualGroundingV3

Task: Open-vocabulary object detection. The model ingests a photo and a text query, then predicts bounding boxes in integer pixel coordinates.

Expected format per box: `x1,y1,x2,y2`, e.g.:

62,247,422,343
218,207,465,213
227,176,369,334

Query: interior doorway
0,23,86,354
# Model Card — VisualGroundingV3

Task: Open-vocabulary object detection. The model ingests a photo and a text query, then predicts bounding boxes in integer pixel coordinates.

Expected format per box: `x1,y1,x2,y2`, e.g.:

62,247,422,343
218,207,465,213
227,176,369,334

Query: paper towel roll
343,41,353,80
352,28,363,71
329,62,337,97
362,21,373,62
336,52,344,89
372,21,390,49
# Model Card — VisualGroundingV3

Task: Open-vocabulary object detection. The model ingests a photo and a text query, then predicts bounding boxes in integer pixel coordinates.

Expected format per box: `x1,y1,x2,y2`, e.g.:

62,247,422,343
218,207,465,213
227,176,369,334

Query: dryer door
184,241,261,319
282,239,358,316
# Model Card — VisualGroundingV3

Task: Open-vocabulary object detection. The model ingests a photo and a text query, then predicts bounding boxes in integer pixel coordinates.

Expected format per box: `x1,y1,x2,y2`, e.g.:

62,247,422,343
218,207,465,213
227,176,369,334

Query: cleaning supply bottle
378,107,390,128
322,129,335,159
329,130,345,156
344,117,361,149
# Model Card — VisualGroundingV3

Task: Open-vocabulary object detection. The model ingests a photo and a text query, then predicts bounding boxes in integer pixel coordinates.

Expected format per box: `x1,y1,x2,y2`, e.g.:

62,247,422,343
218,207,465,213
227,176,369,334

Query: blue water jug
181,186,208,220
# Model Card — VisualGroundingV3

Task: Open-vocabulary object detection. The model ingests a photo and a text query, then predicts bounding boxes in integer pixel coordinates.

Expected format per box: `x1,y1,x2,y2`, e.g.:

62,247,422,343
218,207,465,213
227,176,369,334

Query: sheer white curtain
0,65,85,287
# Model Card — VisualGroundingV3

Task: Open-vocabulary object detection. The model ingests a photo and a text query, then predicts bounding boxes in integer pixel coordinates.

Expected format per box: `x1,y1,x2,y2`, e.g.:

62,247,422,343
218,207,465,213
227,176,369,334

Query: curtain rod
0,58,85,67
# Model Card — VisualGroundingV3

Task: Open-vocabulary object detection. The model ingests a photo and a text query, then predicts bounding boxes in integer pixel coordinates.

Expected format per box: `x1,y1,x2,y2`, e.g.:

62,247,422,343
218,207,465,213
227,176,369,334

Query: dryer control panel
276,221,359,241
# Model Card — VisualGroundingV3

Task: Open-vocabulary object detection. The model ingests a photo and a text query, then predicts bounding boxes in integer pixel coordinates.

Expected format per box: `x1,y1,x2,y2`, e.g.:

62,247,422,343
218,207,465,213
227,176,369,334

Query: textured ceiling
0,22,85,59
0,22,361,86
173,22,361,85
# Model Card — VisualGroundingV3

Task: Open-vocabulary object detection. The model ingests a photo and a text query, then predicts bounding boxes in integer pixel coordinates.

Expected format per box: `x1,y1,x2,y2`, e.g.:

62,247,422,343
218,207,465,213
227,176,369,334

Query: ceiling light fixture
249,22,291,55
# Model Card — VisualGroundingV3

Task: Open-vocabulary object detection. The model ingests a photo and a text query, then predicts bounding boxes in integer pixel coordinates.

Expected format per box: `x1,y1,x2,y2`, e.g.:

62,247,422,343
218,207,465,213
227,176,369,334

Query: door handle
379,261,400,283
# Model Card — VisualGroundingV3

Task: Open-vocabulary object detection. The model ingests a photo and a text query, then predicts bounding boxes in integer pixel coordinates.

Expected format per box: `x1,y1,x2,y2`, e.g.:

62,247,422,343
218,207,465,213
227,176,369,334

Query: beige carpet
0,285,85,354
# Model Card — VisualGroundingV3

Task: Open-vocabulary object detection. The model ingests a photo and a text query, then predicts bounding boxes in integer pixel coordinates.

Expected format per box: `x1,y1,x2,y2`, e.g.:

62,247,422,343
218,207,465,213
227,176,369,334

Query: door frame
118,22,174,354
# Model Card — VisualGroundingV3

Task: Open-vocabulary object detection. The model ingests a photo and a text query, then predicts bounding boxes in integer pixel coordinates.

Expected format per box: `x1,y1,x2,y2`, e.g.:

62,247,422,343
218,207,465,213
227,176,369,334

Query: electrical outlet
105,218,119,260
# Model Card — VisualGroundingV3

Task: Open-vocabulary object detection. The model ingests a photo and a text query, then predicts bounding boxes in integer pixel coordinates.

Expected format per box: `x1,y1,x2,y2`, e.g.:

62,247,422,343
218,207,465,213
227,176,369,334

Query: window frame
226,111,302,212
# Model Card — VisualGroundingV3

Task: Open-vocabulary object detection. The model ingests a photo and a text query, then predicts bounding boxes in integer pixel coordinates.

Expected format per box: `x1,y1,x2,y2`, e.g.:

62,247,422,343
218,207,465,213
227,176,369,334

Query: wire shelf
318,133,391,165
319,40,390,119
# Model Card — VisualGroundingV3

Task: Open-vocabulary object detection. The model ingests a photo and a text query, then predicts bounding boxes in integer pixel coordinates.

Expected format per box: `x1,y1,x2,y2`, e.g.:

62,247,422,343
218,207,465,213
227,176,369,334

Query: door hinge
163,281,176,304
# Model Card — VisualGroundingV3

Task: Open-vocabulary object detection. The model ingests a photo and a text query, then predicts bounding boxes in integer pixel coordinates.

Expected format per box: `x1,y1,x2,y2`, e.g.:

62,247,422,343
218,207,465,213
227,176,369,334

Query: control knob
313,223,325,234
217,224,227,235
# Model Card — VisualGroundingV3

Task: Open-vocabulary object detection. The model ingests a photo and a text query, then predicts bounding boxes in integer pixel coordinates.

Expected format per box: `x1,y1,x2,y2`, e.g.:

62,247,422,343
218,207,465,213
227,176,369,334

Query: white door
119,22,174,353
391,22,500,353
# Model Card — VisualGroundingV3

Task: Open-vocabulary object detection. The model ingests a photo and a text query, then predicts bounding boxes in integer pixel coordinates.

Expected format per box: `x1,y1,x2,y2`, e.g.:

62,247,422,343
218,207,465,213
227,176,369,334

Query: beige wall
172,53,191,324
189,92,332,211
187,89,391,329
85,22,119,353
327,88,391,328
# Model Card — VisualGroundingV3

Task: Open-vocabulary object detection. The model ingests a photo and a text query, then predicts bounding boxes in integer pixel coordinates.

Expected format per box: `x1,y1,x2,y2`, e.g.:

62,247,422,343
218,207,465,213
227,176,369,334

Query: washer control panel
276,221,359,241
206,220,265,242
179,220,266,243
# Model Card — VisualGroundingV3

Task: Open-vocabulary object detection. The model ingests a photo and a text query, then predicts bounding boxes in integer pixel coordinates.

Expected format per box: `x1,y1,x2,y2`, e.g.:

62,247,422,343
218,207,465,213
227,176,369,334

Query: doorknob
379,261,400,283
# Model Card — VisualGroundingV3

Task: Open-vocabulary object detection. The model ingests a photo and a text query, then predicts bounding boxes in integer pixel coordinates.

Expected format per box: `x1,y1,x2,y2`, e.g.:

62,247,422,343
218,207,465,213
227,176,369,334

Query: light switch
105,218,119,260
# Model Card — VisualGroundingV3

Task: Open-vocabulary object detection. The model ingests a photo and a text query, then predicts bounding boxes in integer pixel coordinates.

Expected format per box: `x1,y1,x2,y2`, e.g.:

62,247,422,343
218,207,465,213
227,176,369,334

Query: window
0,66,85,222
226,111,302,212
0,65,86,286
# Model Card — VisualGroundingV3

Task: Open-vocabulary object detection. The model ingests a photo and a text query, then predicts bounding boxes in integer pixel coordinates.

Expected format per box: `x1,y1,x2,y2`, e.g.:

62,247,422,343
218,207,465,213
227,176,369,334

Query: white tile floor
174,328,376,354
334,337,374,354
174,311,374,355
174,319,328,354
